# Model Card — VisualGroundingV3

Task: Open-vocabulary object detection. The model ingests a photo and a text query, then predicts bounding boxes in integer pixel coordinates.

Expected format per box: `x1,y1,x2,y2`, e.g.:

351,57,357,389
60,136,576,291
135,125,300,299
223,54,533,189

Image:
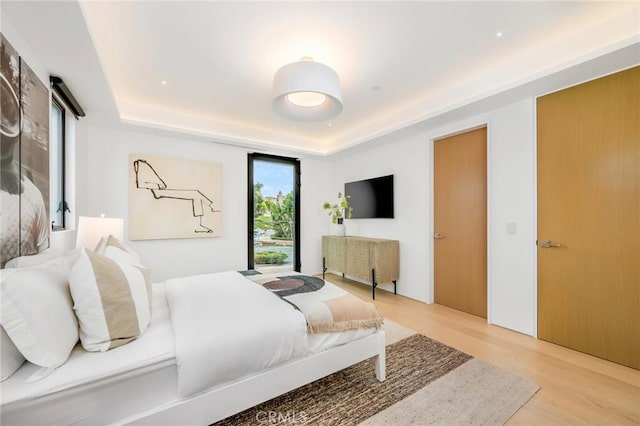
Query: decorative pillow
94,236,108,254
69,248,151,352
95,235,140,265
4,248,82,271
1,326,25,381
4,249,62,268
0,263,79,368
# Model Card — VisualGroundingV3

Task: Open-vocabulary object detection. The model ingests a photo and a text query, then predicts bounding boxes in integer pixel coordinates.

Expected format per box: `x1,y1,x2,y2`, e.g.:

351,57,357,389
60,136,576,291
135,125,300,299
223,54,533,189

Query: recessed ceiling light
496,31,503,38
161,80,167,85
328,123,333,127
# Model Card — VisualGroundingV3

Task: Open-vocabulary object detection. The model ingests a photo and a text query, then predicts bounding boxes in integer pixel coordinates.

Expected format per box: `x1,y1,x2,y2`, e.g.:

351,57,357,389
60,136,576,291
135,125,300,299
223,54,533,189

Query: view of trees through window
254,183,294,239
252,160,295,270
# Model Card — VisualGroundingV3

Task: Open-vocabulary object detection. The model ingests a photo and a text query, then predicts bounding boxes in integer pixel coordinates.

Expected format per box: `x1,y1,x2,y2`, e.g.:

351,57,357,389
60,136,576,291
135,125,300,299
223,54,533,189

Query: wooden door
537,66,639,369
434,127,487,318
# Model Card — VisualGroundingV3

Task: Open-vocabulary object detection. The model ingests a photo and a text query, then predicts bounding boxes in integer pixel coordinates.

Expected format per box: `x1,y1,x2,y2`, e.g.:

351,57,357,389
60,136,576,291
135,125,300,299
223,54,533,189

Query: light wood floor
326,274,640,425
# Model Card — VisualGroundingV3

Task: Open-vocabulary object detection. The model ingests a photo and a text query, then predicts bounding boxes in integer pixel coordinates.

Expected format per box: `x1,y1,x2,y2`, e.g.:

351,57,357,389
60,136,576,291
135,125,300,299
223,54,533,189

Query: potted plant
323,192,353,235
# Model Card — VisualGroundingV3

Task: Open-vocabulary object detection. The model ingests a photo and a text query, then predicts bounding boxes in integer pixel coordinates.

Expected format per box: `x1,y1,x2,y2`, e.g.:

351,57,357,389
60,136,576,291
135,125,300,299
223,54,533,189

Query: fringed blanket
246,272,383,334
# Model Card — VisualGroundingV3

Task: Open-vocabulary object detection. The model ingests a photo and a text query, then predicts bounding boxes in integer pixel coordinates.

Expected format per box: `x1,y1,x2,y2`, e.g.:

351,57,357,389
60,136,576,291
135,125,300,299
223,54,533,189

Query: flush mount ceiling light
272,57,342,122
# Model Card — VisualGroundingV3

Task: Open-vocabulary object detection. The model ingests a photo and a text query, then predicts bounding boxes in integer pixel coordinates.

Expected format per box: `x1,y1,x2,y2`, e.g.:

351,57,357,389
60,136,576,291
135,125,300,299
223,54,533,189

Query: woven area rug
214,322,539,425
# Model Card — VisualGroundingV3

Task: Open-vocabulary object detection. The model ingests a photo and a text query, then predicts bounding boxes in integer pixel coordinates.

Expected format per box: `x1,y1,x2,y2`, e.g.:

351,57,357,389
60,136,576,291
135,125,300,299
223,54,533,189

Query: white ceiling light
272,57,342,122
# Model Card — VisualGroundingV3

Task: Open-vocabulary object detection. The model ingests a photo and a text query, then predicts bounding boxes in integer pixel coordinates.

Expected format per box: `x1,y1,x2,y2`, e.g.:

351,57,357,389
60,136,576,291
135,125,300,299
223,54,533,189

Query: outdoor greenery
254,183,294,239
254,251,288,265
323,192,353,224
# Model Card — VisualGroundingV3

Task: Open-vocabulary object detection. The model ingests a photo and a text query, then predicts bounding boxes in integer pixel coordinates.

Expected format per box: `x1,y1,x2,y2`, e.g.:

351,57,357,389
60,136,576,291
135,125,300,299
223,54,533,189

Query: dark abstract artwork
1,33,50,267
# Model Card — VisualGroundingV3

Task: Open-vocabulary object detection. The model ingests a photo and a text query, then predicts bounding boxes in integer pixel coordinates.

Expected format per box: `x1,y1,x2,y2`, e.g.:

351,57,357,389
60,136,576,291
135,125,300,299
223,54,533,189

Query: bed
0,242,386,426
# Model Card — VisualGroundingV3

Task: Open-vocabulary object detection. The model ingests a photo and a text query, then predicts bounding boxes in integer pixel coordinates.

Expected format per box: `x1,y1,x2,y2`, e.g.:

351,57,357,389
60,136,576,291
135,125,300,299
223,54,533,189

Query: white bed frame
122,330,386,425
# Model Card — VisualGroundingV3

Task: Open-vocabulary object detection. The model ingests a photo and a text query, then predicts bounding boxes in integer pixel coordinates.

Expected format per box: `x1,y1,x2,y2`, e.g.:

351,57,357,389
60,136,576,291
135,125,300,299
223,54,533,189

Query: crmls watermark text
256,410,309,424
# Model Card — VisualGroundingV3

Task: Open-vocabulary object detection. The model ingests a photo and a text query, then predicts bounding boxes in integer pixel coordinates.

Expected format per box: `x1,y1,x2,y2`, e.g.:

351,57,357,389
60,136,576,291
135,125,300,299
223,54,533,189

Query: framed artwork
1,33,50,267
129,154,223,240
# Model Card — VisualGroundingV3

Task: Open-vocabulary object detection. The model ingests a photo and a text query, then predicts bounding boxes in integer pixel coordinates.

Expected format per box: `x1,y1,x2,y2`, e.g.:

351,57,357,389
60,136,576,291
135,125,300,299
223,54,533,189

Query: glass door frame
247,153,301,272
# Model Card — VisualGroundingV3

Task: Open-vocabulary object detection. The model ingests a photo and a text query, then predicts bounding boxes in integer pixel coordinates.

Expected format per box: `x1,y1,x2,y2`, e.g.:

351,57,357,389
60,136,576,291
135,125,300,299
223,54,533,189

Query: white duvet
165,271,308,398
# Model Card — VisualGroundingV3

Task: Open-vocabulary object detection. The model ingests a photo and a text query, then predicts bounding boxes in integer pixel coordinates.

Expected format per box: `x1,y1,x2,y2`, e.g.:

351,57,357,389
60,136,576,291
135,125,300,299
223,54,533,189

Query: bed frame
122,330,386,425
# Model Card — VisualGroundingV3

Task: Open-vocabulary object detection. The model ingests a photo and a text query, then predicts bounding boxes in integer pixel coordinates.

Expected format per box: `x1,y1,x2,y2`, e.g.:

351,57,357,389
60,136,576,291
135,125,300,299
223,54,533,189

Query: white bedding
1,283,176,426
165,271,308,398
2,272,381,425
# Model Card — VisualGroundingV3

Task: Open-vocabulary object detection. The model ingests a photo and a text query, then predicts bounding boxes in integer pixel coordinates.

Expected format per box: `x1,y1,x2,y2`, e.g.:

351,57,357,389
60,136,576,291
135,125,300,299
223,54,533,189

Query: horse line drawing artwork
129,154,222,240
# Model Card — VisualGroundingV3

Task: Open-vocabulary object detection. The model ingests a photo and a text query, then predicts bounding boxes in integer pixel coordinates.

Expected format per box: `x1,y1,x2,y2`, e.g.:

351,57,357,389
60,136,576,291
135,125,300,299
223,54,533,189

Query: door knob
433,233,444,239
539,239,561,248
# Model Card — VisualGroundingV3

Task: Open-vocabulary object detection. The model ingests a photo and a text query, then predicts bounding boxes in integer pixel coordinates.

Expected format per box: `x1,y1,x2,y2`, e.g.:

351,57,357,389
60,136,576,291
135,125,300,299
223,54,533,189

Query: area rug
214,322,539,425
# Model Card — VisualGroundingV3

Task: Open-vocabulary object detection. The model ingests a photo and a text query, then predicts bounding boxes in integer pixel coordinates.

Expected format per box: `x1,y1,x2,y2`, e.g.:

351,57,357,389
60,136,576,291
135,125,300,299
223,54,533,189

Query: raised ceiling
3,1,639,155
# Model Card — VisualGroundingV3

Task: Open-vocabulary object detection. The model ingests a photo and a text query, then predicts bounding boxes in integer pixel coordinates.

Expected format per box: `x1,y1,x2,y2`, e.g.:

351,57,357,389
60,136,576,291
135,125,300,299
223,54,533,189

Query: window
247,153,301,272
50,98,66,230
49,76,83,232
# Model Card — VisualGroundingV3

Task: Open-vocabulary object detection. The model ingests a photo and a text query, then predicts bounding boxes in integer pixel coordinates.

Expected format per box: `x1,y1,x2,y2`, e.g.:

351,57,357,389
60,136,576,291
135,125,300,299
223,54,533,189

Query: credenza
322,235,399,299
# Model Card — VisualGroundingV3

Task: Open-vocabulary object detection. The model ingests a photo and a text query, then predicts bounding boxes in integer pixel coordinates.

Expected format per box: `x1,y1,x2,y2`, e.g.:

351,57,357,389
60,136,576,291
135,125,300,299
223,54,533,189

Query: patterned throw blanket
246,272,383,334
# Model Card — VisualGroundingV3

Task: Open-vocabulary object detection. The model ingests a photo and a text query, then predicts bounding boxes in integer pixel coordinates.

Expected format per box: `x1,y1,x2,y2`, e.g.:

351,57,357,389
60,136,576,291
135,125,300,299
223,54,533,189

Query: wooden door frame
427,122,492,323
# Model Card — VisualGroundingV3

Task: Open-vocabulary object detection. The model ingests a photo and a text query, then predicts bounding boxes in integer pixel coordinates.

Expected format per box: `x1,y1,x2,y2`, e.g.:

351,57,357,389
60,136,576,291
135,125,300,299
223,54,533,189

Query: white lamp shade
272,59,343,122
76,216,124,250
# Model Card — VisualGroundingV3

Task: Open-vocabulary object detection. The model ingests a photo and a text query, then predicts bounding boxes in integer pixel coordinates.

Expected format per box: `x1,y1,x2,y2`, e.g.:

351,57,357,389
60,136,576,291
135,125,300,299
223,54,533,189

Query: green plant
254,251,288,265
253,182,294,239
322,192,353,224
266,191,294,239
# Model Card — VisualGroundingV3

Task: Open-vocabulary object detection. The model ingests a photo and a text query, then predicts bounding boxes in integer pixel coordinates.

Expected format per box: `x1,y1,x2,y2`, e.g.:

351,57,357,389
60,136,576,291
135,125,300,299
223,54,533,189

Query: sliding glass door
248,153,300,272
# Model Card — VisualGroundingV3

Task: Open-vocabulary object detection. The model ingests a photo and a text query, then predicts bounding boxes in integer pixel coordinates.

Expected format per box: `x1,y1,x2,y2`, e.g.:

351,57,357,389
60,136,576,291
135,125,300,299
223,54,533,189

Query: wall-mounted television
344,175,394,219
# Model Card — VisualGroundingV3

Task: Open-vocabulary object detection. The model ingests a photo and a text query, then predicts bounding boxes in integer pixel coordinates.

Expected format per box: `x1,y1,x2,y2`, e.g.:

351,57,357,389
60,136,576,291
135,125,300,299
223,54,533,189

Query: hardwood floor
325,274,640,425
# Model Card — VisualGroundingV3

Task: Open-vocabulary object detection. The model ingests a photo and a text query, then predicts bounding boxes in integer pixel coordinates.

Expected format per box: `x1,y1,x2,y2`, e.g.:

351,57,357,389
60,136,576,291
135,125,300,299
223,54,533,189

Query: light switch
506,222,517,235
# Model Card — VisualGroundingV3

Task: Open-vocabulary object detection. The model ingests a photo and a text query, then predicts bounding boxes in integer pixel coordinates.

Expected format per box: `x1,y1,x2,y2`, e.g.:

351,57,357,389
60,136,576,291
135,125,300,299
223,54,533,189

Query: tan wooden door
537,66,640,369
434,127,487,318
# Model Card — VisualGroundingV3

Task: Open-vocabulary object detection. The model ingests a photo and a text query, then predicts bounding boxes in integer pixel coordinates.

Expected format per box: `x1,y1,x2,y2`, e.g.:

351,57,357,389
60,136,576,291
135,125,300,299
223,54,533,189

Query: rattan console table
322,235,399,299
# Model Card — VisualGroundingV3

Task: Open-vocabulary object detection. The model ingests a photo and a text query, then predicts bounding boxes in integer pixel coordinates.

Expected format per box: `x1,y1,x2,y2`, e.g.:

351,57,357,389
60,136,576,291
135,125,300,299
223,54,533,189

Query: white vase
333,218,346,236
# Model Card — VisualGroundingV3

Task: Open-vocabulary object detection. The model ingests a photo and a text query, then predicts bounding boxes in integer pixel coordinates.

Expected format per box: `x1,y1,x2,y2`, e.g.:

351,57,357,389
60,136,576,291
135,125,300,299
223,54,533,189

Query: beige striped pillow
69,248,151,352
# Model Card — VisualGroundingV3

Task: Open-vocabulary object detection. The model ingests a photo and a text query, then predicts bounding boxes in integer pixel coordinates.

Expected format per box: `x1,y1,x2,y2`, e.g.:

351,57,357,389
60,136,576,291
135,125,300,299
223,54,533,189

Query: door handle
539,239,561,248
433,233,445,239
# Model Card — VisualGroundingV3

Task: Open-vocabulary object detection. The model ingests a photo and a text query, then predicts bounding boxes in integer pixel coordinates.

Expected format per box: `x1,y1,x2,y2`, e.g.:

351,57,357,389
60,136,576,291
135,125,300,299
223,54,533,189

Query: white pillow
94,236,108,254
4,249,62,268
1,326,25,381
0,263,79,368
95,235,140,264
4,248,81,271
69,248,151,352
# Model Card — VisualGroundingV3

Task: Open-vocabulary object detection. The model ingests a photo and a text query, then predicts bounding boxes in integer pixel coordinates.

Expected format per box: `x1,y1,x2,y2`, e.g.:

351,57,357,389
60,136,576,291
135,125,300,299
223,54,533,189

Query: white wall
299,158,336,274
76,122,331,282
0,15,48,84
487,99,536,336
329,135,429,302
328,98,537,336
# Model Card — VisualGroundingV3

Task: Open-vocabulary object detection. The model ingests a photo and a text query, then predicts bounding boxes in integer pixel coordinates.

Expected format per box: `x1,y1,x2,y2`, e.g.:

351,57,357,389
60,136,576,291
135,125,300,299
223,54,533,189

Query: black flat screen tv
344,175,394,219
